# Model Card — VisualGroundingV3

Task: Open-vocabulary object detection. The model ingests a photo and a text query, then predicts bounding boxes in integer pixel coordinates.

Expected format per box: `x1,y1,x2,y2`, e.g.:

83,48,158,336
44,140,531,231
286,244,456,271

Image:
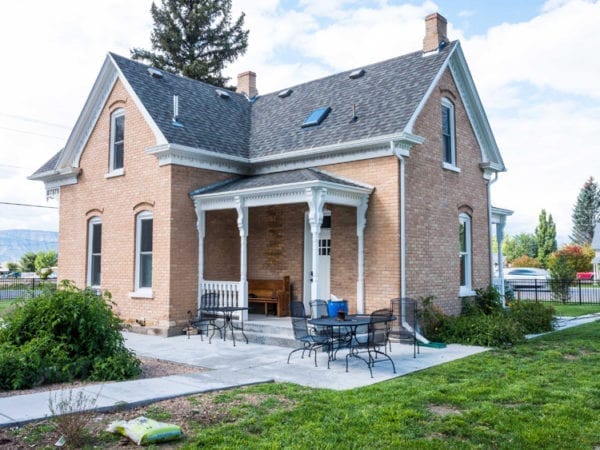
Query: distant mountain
0,229,59,264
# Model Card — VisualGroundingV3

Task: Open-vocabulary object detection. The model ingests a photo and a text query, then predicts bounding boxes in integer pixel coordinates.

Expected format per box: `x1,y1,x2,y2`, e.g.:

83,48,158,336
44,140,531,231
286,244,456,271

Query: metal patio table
205,306,249,346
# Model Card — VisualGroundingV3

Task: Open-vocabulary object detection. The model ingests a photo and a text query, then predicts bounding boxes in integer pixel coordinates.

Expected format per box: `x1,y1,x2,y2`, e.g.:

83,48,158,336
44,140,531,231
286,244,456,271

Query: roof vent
349,69,365,79
216,89,230,99
147,67,163,79
302,106,331,128
278,88,293,98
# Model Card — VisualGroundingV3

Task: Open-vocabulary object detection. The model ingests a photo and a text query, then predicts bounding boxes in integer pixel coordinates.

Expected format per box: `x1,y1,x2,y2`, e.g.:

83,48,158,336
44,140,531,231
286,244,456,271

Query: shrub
511,255,541,268
507,301,556,334
0,281,140,390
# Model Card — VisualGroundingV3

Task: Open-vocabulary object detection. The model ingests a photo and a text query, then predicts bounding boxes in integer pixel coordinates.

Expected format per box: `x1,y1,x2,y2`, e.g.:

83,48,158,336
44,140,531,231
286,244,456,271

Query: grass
0,299,18,316
177,322,600,449
553,303,600,316
4,321,599,448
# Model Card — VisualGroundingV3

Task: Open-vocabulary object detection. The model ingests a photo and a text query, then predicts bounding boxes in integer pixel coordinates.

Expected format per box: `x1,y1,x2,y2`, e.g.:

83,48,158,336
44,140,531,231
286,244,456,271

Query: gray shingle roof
31,149,64,177
33,43,457,175
190,168,367,196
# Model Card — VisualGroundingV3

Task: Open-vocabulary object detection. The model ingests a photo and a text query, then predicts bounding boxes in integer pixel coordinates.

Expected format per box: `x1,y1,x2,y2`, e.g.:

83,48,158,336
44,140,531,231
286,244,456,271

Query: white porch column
356,196,368,314
307,188,326,300
235,196,249,320
194,201,206,309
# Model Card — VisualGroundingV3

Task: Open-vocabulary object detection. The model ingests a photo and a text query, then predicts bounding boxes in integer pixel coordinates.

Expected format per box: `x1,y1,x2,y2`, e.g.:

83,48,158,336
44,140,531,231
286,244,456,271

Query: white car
503,268,550,280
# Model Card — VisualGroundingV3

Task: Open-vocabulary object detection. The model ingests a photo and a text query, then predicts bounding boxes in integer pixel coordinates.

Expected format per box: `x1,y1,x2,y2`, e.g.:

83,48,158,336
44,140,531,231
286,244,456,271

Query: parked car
503,268,550,290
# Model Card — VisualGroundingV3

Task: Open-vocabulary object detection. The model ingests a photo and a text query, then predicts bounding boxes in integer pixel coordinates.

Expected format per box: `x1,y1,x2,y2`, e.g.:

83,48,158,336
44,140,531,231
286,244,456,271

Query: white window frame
132,211,153,298
87,217,102,288
459,213,473,296
108,108,125,177
441,97,458,171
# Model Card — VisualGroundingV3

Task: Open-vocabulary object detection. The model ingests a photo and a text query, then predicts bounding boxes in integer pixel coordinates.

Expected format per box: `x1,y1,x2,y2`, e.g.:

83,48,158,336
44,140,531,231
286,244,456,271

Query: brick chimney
423,13,448,53
236,71,258,98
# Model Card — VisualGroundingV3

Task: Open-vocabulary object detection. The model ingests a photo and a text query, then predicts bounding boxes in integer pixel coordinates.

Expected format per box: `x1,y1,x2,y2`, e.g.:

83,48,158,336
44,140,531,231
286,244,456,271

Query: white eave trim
147,132,425,175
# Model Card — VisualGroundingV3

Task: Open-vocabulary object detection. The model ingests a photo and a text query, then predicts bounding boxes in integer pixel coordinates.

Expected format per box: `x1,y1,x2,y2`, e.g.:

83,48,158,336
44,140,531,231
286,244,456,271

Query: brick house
31,14,508,336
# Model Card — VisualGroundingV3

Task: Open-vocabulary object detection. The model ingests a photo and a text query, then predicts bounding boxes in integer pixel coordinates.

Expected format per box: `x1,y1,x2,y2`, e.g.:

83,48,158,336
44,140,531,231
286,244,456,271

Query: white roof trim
50,53,167,177
404,42,505,173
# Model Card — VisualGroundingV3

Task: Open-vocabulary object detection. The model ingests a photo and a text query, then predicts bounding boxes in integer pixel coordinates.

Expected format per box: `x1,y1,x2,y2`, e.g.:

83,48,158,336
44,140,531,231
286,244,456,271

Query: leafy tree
34,250,58,280
535,210,557,268
19,252,38,272
131,0,249,86
6,262,18,272
570,176,600,245
503,233,538,262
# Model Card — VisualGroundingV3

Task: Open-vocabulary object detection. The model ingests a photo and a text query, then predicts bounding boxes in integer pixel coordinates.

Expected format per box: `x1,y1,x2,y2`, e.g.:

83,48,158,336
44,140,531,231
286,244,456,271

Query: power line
0,201,58,210
0,112,71,129
0,125,66,141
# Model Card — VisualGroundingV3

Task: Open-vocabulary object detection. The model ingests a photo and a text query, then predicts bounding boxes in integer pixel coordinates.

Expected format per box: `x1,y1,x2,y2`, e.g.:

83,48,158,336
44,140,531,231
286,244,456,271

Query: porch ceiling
190,168,373,211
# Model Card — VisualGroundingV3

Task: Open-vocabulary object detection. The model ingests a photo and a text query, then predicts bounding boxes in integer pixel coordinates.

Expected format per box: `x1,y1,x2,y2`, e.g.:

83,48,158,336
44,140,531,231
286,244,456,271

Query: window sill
129,289,153,299
459,287,476,297
105,168,125,179
442,162,461,173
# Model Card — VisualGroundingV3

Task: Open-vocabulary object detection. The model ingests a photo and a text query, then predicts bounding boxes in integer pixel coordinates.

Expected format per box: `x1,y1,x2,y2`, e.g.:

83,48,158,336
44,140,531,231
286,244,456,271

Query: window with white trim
459,213,472,294
441,98,456,167
135,211,153,291
109,109,125,173
87,217,102,287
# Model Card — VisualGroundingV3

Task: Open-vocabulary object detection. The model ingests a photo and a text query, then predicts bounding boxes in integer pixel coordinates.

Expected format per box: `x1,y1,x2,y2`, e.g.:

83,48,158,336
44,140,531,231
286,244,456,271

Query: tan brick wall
406,68,491,314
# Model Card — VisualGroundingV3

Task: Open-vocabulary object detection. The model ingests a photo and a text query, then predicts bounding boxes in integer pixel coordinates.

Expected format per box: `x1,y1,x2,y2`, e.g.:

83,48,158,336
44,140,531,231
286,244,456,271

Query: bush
507,301,556,334
0,281,140,390
511,255,541,268
419,286,556,348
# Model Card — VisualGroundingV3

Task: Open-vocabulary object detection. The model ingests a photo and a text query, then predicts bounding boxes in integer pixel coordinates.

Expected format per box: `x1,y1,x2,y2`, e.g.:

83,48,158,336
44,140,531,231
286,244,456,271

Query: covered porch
190,168,373,321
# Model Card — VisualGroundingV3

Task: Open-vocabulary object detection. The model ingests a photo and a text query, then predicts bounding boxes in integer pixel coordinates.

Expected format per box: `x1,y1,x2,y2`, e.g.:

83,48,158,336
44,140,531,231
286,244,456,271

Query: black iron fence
503,278,600,304
0,277,57,301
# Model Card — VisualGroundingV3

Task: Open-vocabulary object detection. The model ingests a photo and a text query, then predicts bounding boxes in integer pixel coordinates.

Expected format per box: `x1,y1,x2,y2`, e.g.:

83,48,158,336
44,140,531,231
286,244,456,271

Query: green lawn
552,303,600,317
182,322,600,449
0,299,17,316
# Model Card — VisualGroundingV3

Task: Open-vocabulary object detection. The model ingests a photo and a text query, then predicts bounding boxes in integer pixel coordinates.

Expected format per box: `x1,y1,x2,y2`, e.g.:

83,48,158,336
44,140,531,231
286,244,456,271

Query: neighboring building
592,224,600,280
31,14,508,336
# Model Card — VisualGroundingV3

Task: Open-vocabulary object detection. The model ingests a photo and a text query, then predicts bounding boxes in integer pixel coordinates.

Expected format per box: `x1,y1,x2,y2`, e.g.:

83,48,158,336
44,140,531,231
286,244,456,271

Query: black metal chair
187,292,222,342
346,308,396,378
288,301,331,367
389,298,420,358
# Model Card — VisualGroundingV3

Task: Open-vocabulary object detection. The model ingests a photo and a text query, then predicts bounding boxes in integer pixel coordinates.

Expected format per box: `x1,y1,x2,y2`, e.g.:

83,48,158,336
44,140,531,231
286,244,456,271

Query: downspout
487,171,506,305
393,142,429,344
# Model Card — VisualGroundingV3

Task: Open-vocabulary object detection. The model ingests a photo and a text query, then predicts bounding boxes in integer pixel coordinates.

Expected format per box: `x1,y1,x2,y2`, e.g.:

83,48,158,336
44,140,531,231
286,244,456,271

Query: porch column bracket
194,200,206,309
307,187,327,300
235,196,249,319
356,196,369,314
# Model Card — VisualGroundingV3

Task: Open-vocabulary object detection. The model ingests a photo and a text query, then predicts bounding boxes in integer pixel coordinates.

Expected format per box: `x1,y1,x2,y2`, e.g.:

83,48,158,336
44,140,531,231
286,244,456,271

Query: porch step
238,317,298,348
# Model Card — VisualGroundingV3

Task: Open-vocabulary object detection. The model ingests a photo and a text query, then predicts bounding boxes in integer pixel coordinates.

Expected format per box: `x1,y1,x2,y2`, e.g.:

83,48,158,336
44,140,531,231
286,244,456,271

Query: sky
0,0,598,245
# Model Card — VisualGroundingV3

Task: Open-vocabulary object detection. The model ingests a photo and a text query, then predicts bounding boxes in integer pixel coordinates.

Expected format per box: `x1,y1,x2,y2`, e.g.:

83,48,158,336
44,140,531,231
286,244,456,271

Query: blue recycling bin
327,299,348,317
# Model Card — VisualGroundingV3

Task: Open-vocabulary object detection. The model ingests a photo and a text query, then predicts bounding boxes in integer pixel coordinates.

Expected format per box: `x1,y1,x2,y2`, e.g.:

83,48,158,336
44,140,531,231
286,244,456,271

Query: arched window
87,217,102,287
135,211,153,291
441,97,456,168
459,213,472,295
109,108,125,173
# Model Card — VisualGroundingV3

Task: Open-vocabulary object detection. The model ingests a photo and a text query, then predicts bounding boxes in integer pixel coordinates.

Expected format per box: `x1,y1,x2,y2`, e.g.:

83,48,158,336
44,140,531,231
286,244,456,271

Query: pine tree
131,0,249,86
570,176,600,245
535,209,557,268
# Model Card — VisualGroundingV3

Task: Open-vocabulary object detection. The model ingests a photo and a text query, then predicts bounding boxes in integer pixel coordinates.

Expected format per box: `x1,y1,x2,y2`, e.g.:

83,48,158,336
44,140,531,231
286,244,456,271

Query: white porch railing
199,280,241,308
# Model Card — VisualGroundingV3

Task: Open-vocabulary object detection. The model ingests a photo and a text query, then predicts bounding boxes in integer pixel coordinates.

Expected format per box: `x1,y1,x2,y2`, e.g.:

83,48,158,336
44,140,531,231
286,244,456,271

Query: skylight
302,107,331,128
215,89,230,99
147,67,163,79
278,88,293,98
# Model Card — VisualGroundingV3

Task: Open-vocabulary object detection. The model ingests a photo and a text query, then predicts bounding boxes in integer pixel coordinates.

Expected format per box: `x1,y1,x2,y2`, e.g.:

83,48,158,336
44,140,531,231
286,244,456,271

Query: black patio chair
389,298,420,358
187,292,222,342
346,308,396,378
287,301,331,367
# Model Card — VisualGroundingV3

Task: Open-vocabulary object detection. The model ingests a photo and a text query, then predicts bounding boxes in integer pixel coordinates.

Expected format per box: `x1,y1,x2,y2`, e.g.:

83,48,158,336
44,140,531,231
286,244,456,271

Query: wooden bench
248,276,290,317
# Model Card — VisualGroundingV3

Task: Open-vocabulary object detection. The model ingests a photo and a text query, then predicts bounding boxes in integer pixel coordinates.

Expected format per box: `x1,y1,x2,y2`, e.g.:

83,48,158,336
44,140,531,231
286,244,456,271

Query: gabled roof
31,40,505,185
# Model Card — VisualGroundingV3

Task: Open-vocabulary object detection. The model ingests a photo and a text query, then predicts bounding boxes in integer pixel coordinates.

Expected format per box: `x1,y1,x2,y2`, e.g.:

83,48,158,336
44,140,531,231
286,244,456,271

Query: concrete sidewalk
1,313,597,428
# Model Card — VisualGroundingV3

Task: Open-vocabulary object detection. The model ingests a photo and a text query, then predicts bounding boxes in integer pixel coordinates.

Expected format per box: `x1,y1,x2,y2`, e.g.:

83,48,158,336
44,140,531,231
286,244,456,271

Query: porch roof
190,168,373,210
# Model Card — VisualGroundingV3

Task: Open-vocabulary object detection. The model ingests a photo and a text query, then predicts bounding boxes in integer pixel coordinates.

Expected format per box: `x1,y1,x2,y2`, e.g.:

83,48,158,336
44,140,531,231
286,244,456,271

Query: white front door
303,213,331,308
